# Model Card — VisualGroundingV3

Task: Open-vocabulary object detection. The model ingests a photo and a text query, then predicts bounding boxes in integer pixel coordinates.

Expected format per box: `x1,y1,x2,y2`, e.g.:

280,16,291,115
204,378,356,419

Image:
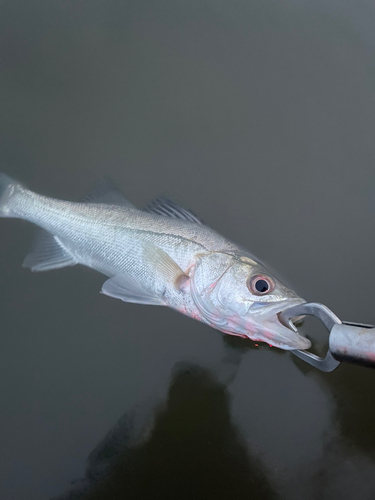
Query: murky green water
1,1,375,498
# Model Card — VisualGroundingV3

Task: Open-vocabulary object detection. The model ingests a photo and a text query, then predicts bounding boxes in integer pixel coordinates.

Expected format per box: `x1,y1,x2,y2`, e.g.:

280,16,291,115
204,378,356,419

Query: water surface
1,1,375,498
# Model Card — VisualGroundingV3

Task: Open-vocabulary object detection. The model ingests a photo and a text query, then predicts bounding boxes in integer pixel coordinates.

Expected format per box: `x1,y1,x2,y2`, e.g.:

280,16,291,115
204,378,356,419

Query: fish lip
247,298,311,350
261,323,311,350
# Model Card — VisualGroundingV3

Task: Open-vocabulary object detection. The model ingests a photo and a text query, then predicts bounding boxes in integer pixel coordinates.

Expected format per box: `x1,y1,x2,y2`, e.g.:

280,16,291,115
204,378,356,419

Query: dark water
1,1,375,498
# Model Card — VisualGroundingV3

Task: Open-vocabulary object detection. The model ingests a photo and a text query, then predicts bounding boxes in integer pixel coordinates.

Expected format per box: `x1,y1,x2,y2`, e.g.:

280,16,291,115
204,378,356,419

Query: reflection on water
55,363,275,500
326,366,375,458
49,325,375,500
289,348,375,460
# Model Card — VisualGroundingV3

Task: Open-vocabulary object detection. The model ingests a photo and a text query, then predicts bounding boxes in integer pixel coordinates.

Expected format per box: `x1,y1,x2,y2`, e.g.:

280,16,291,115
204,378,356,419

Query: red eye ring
247,274,275,296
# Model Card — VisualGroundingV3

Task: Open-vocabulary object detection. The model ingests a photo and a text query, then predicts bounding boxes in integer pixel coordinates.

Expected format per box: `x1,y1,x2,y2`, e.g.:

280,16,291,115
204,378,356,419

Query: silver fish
0,173,310,350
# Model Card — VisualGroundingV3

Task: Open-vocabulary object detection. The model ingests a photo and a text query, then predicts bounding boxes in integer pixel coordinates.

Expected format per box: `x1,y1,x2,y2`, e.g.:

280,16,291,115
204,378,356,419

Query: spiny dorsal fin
145,197,202,224
23,230,77,272
83,178,135,208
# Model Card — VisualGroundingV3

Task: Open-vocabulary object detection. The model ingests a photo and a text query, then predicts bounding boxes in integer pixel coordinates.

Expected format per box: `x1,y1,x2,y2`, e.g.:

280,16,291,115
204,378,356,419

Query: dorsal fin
83,178,135,208
145,197,202,224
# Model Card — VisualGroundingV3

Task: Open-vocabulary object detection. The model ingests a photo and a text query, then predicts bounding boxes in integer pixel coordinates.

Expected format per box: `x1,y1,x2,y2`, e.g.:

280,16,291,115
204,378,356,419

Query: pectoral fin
101,244,188,305
142,244,188,289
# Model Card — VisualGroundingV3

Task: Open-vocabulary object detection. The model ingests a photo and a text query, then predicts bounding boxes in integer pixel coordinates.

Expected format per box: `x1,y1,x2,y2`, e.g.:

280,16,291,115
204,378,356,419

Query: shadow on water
216,333,287,384
55,362,275,500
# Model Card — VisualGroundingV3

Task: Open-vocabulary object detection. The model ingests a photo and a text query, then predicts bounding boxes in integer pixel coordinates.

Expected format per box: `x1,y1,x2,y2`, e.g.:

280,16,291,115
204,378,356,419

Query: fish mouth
248,299,311,351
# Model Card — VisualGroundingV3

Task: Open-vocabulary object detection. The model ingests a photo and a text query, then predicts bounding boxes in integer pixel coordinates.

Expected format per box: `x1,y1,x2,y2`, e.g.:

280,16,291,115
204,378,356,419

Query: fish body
0,173,310,350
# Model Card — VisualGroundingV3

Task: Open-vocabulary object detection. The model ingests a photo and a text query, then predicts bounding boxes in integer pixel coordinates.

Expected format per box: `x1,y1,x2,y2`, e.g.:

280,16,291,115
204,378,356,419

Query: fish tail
0,173,25,217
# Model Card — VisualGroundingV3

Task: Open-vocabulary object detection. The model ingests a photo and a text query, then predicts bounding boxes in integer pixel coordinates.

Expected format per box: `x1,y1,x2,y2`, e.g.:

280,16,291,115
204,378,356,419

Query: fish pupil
255,279,269,293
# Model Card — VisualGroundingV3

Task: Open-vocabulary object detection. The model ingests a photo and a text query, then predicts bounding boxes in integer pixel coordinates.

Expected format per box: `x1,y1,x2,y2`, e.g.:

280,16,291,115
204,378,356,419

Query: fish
0,173,310,350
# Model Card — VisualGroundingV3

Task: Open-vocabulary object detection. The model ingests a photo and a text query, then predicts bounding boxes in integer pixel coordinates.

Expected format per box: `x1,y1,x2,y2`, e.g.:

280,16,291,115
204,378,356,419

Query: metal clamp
279,302,375,372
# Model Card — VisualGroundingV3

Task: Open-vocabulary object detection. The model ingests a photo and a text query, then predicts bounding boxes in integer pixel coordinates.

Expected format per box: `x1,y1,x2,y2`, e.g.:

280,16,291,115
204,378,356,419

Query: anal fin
23,230,77,272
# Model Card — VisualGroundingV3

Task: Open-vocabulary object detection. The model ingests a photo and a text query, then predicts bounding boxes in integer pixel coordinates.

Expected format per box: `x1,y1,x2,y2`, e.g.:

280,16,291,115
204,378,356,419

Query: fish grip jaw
279,302,375,372
278,302,341,372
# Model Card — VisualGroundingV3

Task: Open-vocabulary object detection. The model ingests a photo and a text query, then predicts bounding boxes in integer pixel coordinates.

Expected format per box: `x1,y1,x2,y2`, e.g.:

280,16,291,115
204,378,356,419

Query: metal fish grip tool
278,302,375,372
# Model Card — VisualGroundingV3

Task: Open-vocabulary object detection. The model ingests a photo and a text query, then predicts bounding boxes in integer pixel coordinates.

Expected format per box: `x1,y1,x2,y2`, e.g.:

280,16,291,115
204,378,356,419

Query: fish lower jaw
218,312,311,350
247,322,311,350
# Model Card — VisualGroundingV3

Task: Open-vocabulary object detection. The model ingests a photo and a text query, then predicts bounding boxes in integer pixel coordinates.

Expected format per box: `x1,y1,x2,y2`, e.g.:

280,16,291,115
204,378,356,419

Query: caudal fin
0,173,23,217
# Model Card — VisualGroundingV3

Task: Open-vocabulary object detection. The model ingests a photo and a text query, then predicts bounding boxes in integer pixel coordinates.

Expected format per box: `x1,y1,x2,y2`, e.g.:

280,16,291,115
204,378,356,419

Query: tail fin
0,173,23,217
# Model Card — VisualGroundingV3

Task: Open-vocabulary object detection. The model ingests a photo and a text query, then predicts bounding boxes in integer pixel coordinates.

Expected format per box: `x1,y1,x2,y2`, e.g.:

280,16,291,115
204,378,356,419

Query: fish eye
247,274,275,296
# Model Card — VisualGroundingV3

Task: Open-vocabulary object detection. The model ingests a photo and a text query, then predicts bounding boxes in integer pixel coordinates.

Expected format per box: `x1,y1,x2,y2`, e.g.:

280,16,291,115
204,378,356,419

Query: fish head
190,252,310,350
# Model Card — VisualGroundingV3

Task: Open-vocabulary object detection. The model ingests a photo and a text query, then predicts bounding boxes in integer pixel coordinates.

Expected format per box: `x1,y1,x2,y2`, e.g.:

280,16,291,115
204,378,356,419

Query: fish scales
0,173,311,350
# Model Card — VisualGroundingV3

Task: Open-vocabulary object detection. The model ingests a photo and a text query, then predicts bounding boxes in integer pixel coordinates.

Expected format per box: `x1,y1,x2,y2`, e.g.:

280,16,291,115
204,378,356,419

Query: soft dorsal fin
23,230,77,272
145,197,202,224
83,178,135,208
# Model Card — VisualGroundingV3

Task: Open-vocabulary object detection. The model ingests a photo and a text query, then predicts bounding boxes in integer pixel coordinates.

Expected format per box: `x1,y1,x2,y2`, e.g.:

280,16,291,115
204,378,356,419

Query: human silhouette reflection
56,363,275,500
